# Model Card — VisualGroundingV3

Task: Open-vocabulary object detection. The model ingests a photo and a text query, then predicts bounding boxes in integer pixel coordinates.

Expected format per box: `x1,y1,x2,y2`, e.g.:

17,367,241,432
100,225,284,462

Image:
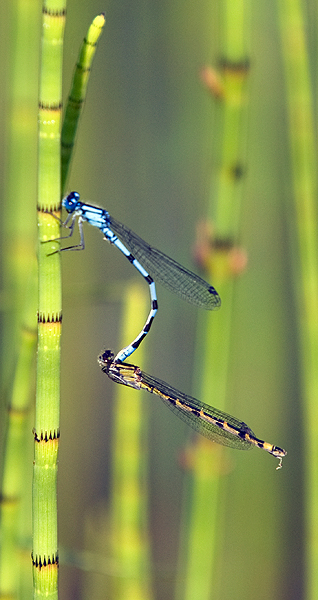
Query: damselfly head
98,349,115,371
62,191,81,213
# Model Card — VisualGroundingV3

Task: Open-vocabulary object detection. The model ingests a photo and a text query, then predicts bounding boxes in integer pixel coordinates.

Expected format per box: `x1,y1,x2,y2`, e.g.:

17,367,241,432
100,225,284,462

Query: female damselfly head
98,349,116,370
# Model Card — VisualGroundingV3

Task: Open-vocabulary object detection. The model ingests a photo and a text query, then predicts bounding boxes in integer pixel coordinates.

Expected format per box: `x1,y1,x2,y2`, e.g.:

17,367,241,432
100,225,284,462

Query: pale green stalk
278,1,318,599
34,1,66,597
109,283,153,600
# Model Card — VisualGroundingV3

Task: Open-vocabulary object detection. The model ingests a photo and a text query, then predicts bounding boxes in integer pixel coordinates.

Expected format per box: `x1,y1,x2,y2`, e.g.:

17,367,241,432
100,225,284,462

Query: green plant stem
0,0,40,596
278,1,318,598
176,2,250,599
1,0,40,376
110,282,153,600
61,13,105,195
33,1,66,598
0,268,37,596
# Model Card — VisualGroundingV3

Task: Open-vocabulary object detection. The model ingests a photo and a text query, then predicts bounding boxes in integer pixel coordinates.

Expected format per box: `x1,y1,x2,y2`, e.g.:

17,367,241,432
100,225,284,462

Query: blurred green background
0,0,309,598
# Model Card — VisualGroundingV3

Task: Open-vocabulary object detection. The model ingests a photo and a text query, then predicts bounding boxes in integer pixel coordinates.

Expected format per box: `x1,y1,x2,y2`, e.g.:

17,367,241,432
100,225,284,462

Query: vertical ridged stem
33,1,66,598
278,1,318,598
177,2,250,599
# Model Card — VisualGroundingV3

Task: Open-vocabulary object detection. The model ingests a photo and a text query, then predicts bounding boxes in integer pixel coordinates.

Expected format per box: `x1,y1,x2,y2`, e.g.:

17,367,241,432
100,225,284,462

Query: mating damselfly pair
51,191,286,468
